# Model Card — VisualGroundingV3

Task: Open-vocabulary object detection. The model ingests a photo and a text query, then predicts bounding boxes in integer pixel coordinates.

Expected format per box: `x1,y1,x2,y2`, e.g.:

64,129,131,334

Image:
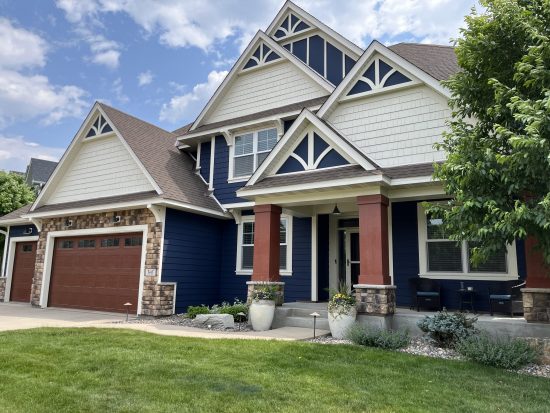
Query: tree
429,0,550,265
0,171,35,217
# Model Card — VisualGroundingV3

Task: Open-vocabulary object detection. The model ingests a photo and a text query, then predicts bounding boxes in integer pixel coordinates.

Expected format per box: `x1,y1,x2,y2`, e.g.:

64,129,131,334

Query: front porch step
273,306,329,330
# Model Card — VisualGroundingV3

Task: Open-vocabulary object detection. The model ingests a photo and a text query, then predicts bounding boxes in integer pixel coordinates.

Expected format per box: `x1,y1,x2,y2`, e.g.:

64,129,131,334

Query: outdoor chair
409,278,442,312
488,281,525,317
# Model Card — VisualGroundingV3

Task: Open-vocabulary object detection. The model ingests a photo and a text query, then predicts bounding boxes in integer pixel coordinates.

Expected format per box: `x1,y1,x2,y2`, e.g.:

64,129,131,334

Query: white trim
189,31,333,131
38,225,149,314
0,225,9,277
311,213,318,301
3,235,39,303
266,1,362,59
416,203,519,281
317,41,451,119
157,207,167,282
196,142,201,171
235,214,293,276
209,136,216,191
222,201,255,209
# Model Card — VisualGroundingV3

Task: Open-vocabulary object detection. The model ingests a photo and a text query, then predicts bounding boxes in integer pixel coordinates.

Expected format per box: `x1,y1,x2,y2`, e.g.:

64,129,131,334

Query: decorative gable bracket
346,57,414,97
242,43,282,71
85,113,114,138
273,12,312,40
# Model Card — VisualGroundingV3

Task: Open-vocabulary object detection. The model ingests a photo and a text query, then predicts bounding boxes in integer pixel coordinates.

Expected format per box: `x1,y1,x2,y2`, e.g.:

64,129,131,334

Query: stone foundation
353,284,396,315
523,338,550,364
32,208,175,316
521,288,550,323
246,281,285,306
0,277,5,302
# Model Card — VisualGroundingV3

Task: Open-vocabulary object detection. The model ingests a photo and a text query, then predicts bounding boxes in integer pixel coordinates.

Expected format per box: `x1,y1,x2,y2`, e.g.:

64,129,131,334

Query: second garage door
48,233,143,313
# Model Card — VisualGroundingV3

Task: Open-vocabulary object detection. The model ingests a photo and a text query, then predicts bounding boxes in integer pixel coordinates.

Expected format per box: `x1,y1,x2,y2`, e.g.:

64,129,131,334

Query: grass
0,329,548,413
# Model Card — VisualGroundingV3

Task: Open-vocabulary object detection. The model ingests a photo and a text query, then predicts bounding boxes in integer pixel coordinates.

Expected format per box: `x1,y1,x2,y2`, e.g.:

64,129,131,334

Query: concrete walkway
0,303,328,341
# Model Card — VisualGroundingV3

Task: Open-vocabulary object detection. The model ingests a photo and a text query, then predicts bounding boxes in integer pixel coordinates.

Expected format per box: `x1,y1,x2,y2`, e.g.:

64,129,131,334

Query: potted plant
328,282,357,339
249,285,277,331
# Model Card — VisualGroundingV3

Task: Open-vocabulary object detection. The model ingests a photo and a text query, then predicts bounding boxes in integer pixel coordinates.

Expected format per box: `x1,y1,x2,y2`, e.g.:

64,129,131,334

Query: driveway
0,303,328,340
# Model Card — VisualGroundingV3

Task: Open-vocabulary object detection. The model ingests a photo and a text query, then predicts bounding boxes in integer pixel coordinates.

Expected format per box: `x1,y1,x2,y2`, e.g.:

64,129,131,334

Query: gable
204,58,329,125
242,42,282,71
44,134,155,205
276,129,350,174
346,56,413,96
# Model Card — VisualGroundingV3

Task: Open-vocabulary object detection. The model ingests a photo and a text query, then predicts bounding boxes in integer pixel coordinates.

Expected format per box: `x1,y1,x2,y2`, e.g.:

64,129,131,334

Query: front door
338,229,360,287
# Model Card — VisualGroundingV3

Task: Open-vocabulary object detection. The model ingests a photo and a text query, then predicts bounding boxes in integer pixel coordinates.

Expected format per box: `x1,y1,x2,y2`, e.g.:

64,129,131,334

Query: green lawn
0,329,548,413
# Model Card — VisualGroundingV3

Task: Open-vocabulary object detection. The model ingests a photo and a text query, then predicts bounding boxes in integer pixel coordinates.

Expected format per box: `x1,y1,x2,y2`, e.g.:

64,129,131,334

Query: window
124,237,143,247
22,244,33,253
236,215,293,275
101,238,120,248
417,205,517,280
78,239,95,248
232,128,278,179
59,240,73,249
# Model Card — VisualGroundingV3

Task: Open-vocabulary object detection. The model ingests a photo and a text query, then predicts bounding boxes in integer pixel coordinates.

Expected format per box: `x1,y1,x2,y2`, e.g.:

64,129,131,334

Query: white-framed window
229,127,278,182
417,204,518,280
236,214,293,276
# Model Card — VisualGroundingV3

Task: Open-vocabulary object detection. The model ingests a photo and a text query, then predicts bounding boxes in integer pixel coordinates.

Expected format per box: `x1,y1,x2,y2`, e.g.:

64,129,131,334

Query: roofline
188,30,334,132
317,40,452,119
265,1,363,59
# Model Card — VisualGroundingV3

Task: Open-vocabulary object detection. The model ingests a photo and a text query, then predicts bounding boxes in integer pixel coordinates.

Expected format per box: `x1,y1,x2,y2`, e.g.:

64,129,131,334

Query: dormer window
232,128,278,179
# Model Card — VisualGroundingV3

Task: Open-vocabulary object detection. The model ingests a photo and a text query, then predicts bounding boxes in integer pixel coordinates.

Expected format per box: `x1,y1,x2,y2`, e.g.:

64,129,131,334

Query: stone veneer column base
353,284,396,315
246,281,285,306
0,277,6,301
521,288,550,323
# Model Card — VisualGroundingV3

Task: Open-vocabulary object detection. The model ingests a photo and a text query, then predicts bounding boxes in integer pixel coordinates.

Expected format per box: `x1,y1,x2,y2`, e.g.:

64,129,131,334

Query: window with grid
233,128,277,178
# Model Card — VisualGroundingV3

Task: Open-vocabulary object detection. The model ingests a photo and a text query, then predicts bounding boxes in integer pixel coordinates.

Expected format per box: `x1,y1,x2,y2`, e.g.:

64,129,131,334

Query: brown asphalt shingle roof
388,43,459,81
0,203,32,223
99,103,222,213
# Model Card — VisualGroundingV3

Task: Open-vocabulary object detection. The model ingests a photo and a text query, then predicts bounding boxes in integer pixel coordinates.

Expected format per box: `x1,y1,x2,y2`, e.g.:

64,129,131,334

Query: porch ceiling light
332,204,341,215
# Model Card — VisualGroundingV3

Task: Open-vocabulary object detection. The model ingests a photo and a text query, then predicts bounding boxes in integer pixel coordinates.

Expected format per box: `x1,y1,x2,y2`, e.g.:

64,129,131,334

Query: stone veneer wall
355,285,396,315
32,208,174,316
522,288,550,323
0,278,5,301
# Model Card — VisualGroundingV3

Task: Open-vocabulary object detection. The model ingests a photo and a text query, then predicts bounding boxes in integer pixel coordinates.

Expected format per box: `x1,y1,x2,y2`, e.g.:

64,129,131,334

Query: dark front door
10,241,37,302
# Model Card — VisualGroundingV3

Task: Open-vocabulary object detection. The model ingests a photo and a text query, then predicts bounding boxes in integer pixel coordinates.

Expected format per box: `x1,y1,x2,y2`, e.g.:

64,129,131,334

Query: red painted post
252,204,282,282
524,236,550,288
357,194,391,286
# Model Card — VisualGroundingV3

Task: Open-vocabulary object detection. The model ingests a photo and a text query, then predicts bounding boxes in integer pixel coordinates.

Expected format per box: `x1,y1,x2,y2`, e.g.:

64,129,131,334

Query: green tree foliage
429,0,550,264
0,171,35,216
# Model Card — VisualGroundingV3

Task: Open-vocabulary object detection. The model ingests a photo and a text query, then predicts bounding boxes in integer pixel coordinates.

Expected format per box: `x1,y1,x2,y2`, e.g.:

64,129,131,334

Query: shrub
456,334,541,369
417,309,477,348
186,305,210,319
346,323,410,350
218,299,248,318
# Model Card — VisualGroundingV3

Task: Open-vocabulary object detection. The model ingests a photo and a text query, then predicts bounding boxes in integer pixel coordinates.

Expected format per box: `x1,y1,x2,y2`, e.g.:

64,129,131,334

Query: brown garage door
48,233,142,313
10,241,37,302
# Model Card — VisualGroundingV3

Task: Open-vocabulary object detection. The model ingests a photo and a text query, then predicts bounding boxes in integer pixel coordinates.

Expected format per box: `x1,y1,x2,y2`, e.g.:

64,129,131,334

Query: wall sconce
113,215,121,224
332,204,341,215
64,219,73,228
23,227,33,235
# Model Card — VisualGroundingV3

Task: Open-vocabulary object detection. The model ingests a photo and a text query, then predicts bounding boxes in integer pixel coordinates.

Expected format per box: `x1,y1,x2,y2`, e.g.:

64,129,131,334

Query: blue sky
0,0,477,172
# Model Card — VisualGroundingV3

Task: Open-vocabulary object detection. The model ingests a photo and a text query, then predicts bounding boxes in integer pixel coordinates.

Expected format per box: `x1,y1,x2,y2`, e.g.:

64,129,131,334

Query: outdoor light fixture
332,204,341,215
123,302,132,322
310,312,320,338
64,219,73,228
113,215,121,224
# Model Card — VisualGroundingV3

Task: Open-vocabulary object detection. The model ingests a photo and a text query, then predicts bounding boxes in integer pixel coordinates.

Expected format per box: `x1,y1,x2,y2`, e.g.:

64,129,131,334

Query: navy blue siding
199,141,211,182
392,201,526,312
317,214,330,301
277,157,303,174
9,225,37,237
326,42,343,85
317,149,348,169
212,135,246,205
162,208,222,312
219,220,249,303
284,217,312,302
308,35,324,76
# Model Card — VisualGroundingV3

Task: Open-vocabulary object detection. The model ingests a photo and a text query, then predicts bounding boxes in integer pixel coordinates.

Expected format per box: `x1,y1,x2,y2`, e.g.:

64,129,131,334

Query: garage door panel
10,241,37,302
49,233,141,313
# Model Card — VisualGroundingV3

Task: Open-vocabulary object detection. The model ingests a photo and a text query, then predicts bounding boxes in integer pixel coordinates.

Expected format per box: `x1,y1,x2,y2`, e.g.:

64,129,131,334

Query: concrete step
284,307,328,319
273,311,330,330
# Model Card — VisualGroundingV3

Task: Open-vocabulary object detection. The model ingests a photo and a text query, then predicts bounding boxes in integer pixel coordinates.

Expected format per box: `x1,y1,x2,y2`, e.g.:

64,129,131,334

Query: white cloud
138,70,154,86
112,78,129,104
87,35,121,68
0,18,48,69
159,70,227,123
0,135,65,172
54,0,100,23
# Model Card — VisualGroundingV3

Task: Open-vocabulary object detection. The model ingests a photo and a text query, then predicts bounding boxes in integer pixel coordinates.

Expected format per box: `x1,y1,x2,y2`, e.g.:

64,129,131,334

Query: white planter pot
249,300,276,331
328,307,357,339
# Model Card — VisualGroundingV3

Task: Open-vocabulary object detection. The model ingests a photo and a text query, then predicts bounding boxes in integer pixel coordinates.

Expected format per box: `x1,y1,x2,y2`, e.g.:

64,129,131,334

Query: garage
10,241,38,302
48,232,143,313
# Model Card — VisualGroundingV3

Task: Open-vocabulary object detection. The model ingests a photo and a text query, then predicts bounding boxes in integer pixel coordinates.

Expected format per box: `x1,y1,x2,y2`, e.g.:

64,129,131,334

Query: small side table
458,289,476,313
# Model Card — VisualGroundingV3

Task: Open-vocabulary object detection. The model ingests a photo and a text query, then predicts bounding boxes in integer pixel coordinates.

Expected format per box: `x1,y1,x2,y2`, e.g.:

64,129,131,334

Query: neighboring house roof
388,43,459,81
98,103,222,213
25,158,57,186
0,203,32,225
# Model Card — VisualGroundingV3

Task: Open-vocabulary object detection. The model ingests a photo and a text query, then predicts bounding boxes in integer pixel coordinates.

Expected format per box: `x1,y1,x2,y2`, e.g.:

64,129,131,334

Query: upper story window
417,204,517,280
232,128,278,179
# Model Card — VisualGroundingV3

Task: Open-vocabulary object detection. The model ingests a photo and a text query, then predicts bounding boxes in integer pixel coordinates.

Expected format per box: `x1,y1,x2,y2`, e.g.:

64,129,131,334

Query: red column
525,236,550,288
357,194,391,285
252,204,281,282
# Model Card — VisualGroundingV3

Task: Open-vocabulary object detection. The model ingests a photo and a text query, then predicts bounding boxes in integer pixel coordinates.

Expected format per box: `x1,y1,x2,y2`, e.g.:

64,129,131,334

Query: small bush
417,309,477,348
218,299,248,318
456,334,540,370
186,305,210,319
346,323,410,350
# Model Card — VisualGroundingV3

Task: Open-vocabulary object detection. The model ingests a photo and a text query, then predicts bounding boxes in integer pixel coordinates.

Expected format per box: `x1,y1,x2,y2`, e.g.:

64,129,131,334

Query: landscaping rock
193,314,235,329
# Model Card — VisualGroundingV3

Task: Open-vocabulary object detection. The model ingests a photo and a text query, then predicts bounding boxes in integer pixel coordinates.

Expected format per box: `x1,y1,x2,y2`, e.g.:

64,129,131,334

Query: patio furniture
410,278,441,312
457,288,476,313
488,281,526,317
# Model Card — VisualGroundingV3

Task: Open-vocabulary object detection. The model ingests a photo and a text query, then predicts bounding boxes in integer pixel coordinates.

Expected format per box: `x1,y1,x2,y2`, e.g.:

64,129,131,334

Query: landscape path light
310,312,320,338
123,302,132,322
